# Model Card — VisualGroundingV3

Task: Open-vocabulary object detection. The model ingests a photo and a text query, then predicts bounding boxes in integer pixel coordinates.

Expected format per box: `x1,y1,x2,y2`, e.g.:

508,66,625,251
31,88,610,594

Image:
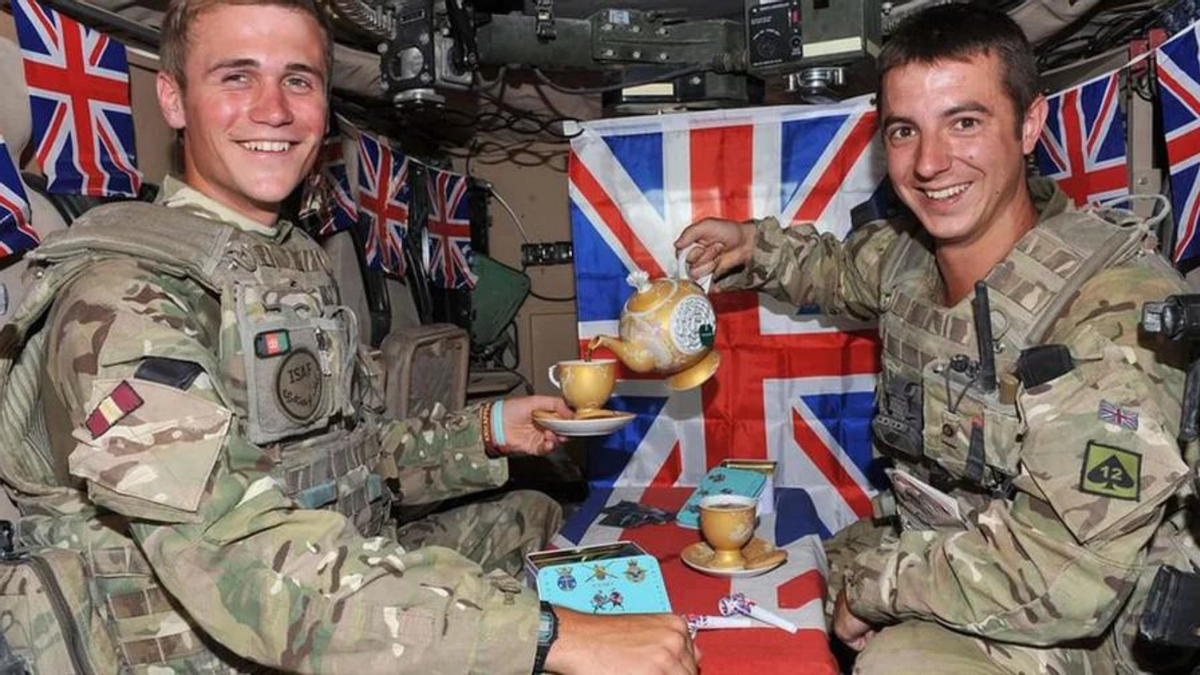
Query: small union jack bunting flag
305,133,358,237
1034,70,1128,207
12,0,142,197
0,135,38,259
356,131,410,276
424,165,477,290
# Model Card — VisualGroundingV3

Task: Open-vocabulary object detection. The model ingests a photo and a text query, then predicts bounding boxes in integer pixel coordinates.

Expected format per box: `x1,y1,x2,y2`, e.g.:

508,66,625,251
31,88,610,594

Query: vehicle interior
0,0,1191,589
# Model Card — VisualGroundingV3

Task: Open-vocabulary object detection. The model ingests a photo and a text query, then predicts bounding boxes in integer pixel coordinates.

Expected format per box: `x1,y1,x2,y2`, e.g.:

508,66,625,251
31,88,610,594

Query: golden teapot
587,251,720,390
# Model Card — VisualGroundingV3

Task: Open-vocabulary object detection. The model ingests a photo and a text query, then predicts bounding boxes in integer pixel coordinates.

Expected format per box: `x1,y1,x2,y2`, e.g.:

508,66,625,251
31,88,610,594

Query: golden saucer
531,409,636,437
681,536,788,578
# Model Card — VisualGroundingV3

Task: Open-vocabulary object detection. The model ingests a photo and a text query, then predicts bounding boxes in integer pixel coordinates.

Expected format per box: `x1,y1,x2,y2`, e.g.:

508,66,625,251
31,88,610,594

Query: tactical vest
0,201,390,673
872,205,1152,505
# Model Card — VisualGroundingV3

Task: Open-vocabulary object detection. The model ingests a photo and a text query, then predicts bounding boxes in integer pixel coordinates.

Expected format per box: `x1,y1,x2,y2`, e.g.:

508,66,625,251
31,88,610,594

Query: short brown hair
159,0,334,89
878,3,1038,128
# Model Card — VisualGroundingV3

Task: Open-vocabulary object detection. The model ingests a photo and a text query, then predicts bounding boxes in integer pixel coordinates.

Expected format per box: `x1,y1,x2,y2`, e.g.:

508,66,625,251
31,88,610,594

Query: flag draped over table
310,133,358,237
356,131,410,276
11,0,141,197
0,137,38,259
554,485,836,667
1034,70,1129,207
425,166,478,290
1157,23,1200,266
569,98,887,538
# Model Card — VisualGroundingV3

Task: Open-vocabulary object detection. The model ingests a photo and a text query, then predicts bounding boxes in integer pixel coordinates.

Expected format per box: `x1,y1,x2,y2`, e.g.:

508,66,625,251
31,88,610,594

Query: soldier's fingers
680,637,700,675
690,244,721,267
689,259,717,279
674,223,708,249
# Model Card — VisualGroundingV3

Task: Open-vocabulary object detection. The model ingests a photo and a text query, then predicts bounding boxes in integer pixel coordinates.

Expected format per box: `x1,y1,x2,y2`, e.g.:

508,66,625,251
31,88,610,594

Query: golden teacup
547,359,616,414
698,495,757,569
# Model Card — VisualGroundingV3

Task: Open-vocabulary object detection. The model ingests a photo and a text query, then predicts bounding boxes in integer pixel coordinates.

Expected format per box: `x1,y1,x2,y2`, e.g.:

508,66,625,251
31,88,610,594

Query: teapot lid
624,269,676,312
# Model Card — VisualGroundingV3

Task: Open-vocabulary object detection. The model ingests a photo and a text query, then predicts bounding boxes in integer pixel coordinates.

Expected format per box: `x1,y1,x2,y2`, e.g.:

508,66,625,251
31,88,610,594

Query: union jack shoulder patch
1098,400,1138,431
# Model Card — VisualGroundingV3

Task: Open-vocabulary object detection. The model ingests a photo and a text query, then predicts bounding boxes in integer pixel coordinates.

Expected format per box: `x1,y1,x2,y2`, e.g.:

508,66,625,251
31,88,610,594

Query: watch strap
532,601,558,674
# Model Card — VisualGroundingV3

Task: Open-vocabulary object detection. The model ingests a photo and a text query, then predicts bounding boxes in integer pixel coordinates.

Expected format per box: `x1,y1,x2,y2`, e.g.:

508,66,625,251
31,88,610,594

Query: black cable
532,65,709,95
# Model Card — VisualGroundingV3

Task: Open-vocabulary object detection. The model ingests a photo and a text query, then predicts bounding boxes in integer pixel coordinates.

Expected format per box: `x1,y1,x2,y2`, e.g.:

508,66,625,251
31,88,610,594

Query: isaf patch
1079,441,1141,501
85,380,144,438
276,349,322,422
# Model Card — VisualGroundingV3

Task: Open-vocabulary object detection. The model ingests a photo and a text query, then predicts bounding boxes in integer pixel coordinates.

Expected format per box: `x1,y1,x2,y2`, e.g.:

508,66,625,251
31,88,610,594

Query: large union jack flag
569,99,887,539
12,0,141,197
0,138,38,259
425,166,478,289
309,133,358,237
1157,24,1200,266
357,131,409,276
1034,70,1128,207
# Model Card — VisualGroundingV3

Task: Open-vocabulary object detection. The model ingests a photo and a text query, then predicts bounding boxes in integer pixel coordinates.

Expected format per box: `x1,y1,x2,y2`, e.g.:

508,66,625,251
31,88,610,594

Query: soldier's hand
499,395,571,456
545,609,699,675
674,217,757,280
833,589,876,652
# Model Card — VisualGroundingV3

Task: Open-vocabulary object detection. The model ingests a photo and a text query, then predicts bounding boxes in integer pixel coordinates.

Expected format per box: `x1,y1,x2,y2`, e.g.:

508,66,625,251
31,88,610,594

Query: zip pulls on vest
315,328,333,376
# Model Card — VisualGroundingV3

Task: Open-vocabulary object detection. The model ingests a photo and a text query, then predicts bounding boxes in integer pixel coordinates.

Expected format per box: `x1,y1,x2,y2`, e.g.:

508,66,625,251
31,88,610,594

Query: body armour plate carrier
873,205,1151,492
0,202,389,672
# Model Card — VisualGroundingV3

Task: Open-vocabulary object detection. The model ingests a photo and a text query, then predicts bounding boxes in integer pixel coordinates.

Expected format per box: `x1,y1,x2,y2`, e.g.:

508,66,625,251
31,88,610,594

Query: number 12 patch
1079,441,1141,501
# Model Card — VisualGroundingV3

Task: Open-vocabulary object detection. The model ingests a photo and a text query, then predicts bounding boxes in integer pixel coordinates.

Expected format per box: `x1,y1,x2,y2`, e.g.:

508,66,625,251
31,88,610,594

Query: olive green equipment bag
0,522,120,675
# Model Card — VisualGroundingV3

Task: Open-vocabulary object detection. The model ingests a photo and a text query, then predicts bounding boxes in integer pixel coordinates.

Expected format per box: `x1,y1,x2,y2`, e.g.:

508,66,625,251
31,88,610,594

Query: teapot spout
589,335,654,373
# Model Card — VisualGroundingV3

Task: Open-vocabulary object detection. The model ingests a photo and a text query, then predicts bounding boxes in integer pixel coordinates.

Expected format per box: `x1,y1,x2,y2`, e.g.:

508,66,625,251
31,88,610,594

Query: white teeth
924,183,969,201
240,140,291,153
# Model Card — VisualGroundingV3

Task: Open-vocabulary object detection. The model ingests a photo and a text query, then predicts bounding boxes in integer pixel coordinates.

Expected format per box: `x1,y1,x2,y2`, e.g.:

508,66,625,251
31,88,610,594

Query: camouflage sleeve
714,216,902,321
845,263,1190,644
378,403,509,506
48,261,542,674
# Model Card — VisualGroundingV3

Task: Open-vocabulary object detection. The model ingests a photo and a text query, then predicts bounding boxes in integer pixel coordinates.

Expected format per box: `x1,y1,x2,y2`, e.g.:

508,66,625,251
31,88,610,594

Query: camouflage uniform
719,177,1195,673
0,176,561,674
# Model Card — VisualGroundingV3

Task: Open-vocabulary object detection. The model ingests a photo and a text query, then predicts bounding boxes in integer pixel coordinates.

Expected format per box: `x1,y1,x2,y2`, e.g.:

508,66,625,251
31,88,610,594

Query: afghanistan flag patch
255,330,291,357
85,380,144,438
1079,441,1141,501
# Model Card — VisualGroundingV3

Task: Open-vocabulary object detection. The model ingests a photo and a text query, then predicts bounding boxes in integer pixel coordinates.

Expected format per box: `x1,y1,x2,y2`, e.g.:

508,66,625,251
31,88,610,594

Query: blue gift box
526,541,672,614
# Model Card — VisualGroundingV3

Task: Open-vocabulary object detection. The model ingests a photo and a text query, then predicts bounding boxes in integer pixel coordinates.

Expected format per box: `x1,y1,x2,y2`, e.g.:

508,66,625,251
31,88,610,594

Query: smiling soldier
0,0,697,672
676,4,1195,673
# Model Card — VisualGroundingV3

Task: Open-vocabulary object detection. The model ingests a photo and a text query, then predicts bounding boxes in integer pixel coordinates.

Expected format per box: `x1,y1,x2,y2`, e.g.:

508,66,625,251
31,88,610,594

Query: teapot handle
677,245,713,294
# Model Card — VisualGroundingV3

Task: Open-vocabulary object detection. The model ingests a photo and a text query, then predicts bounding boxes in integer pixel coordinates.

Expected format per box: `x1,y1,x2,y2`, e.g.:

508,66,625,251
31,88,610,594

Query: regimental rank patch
85,381,144,438
1079,441,1141,501
255,330,291,358
1098,400,1138,431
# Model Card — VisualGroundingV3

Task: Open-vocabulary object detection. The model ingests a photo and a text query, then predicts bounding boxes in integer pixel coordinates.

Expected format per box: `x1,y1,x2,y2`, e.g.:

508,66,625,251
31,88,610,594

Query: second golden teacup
547,359,617,414
698,495,757,569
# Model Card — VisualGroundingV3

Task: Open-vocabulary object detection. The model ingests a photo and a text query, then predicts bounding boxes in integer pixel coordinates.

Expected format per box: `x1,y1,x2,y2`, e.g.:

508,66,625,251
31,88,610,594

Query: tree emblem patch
1079,441,1141,501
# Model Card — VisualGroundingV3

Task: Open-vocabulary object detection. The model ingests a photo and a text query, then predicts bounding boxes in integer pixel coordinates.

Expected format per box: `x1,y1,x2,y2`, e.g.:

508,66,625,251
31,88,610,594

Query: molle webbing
882,209,1148,377
30,202,241,293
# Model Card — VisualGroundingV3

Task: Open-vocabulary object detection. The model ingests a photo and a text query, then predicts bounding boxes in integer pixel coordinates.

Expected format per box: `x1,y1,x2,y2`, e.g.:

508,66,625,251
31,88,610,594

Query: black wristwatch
532,601,558,674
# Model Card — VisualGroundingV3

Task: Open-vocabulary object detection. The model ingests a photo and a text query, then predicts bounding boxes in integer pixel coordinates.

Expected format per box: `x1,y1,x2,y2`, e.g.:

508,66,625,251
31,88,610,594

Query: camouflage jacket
720,178,1192,654
20,177,538,674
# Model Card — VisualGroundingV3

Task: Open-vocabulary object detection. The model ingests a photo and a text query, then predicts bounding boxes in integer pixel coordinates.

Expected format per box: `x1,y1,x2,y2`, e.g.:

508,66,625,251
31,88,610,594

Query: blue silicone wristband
491,399,507,449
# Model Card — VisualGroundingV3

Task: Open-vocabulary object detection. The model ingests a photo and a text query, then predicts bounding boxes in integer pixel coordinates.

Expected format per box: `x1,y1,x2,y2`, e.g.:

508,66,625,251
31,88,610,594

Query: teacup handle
547,364,561,389
677,246,713,294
